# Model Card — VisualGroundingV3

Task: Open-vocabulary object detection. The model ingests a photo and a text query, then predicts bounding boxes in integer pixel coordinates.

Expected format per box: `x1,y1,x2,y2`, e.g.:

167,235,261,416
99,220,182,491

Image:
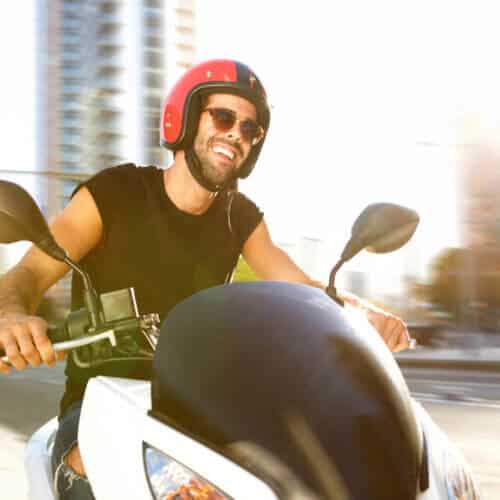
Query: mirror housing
0,181,102,328
327,203,419,304
341,203,419,262
0,181,66,261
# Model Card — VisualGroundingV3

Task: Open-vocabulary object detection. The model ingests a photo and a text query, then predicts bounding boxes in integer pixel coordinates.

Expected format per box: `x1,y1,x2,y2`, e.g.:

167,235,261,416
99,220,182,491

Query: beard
200,156,234,186
193,136,243,187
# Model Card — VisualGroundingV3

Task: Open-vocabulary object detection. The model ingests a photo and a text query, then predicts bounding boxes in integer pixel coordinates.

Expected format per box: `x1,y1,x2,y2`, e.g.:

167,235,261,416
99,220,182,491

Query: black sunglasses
203,107,265,146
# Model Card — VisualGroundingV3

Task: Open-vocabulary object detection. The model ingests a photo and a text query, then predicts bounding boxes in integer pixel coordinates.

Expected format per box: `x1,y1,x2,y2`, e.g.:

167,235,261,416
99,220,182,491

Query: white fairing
24,376,479,499
414,400,451,499
78,378,153,499
79,377,277,500
414,399,482,499
24,417,58,500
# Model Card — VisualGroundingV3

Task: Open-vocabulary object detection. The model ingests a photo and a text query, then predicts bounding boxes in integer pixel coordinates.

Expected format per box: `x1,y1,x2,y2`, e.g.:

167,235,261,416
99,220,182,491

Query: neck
163,151,218,215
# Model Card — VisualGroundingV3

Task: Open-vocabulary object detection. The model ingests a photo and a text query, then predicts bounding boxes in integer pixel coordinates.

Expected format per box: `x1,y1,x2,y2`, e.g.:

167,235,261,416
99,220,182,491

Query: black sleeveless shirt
60,163,263,416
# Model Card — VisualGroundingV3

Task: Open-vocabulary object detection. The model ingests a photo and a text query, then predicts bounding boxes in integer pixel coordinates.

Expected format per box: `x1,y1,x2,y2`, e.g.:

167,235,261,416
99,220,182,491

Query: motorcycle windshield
151,281,421,500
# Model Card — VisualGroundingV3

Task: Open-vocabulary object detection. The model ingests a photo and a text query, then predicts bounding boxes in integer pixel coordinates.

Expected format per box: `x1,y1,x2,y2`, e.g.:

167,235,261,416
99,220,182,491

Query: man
0,60,410,498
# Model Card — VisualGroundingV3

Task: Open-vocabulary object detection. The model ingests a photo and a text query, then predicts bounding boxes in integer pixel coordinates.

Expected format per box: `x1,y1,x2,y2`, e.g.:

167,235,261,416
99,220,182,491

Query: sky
196,1,500,284
2,1,500,286
0,2,36,170
0,1,37,266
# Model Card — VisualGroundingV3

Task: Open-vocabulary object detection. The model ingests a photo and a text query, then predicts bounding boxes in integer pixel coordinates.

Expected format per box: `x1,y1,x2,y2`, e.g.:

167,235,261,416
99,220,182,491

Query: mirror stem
63,256,101,329
326,259,345,305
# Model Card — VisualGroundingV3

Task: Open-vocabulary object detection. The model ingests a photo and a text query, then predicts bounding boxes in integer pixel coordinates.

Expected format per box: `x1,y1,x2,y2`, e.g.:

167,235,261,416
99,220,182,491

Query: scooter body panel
79,377,278,499
24,377,477,499
24,417,58,500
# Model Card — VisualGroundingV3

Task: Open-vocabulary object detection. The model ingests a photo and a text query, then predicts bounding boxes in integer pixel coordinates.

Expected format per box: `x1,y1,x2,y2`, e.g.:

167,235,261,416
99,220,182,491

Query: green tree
426,247,500,327
427,247,464,316
232,257,259,282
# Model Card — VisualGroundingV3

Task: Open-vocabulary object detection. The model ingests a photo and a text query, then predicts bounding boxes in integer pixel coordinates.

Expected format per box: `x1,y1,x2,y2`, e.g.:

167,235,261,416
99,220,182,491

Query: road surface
1,363,498,498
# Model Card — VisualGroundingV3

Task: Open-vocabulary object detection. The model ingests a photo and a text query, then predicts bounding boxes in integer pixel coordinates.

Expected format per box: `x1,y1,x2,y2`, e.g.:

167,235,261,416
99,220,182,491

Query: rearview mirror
327,203,419,304
0,180,66,261
341,203,419,262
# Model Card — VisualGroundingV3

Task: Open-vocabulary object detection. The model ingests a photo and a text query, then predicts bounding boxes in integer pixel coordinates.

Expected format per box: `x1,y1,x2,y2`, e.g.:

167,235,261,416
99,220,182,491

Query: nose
224,119,243,143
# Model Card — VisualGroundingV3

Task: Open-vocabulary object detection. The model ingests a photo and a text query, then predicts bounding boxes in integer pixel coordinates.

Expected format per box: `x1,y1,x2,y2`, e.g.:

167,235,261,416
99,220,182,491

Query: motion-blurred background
1,1,499,498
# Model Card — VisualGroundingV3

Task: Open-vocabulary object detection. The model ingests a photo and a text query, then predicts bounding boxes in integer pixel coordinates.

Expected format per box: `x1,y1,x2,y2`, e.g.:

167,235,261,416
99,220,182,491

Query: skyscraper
36,0,197,213
33,0,196,311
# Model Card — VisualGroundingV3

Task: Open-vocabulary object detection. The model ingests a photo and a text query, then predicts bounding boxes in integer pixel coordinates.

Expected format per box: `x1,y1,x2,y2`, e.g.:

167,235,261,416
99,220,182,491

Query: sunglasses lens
207,108,264,145
241,120,263,145
211,108,236,131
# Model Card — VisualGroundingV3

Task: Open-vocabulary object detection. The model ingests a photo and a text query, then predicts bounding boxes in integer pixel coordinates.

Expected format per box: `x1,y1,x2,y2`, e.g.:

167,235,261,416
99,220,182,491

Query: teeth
213,145,235,160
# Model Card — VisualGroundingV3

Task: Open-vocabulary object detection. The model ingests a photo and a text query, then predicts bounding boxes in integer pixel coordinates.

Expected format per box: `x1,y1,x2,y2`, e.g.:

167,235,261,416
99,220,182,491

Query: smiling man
193,94,261,184
0,59,410,499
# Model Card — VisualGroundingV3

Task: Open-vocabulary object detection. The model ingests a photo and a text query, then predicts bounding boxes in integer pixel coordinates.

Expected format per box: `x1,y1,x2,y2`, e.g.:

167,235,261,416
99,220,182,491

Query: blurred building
461,147,500,249
32,0,196,312
458,143,500,329
36,0,197,213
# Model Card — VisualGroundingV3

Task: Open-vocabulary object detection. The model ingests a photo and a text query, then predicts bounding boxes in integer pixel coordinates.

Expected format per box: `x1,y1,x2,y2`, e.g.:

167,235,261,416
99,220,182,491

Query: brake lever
1,329,117,366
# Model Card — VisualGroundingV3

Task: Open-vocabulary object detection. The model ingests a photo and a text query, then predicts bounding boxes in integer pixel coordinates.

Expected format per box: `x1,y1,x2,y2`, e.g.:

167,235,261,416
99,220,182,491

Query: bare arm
242,220,325,289
0,187,103,374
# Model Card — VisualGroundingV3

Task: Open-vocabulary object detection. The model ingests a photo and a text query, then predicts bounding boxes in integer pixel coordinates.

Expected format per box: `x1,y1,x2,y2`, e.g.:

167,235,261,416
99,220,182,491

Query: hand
341,293,411,353
0,314,64,374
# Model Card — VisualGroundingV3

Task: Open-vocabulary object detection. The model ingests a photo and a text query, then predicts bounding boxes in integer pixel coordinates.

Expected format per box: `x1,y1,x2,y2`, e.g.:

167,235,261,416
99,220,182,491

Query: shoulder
225,190,263,245
87,162,157,185
227,191,261,214
72,163,161,234
75,163,161,198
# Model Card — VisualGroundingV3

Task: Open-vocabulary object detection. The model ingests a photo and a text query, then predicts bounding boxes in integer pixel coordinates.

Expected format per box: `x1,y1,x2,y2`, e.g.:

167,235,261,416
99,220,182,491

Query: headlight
443,448,481,499
144,443,231,499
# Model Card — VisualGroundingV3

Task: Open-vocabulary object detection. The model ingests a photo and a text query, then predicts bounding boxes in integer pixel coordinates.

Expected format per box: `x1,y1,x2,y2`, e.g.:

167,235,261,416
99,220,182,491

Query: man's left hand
341,293,411,352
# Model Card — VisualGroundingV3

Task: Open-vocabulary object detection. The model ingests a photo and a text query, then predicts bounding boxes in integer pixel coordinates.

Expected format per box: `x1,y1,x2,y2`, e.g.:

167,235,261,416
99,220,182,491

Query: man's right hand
0,314,63,374
0,186,103,375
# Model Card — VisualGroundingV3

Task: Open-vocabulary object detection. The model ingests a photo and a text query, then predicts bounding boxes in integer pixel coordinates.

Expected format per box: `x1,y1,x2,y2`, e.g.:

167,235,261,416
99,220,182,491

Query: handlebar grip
1,322,68,363
46,324,68,344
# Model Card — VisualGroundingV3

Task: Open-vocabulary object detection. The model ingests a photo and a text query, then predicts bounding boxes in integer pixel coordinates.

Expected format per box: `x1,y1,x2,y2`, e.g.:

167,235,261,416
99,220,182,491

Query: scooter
0,180,481,499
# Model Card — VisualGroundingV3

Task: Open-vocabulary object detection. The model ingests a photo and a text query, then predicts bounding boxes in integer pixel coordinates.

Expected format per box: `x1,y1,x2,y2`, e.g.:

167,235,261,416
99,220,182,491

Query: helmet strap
185,146,237,193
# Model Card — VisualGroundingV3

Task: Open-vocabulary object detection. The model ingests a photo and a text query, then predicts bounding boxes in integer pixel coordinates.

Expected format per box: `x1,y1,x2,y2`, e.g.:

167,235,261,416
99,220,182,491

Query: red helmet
160,59,270,179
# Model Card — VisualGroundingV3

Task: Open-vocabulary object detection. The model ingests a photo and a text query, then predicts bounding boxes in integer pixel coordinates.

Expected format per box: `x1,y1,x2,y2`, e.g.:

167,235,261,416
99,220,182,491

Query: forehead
205,93,257,120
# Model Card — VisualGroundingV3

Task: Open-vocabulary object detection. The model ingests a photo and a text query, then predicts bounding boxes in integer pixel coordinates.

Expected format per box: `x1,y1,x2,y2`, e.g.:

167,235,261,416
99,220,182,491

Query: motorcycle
0,180,481,499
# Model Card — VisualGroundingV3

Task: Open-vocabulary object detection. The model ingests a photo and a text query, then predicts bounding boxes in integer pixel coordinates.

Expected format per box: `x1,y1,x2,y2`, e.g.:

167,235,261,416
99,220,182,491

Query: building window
144,0,163,8
97,22,121,36
144,35,163,48
144,51,163,68
62,42,80,53
99,1,121,14
62,61,80,70
144,95,162,110
145,128,160,148
144,71,165,89
144,13,163,31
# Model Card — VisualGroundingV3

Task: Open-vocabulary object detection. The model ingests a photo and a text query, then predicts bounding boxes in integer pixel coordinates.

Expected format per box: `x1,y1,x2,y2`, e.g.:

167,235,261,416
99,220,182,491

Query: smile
212,144,235,160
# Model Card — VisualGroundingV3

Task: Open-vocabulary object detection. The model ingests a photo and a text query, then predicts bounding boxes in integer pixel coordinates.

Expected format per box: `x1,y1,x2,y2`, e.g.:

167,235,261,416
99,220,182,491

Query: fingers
16,330,43,368
0,359,11,375
389,324,410,353
31,319,57,367
4,334,29,370
391,322,412,352
0,315,57,372
366,310,410,352
384,318,406,352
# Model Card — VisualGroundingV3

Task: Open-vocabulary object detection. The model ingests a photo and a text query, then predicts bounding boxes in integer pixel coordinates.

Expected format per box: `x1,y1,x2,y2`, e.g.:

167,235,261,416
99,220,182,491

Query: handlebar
1,322,118,366
1,307,160,367
46,323,68,344
0,323,62,361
